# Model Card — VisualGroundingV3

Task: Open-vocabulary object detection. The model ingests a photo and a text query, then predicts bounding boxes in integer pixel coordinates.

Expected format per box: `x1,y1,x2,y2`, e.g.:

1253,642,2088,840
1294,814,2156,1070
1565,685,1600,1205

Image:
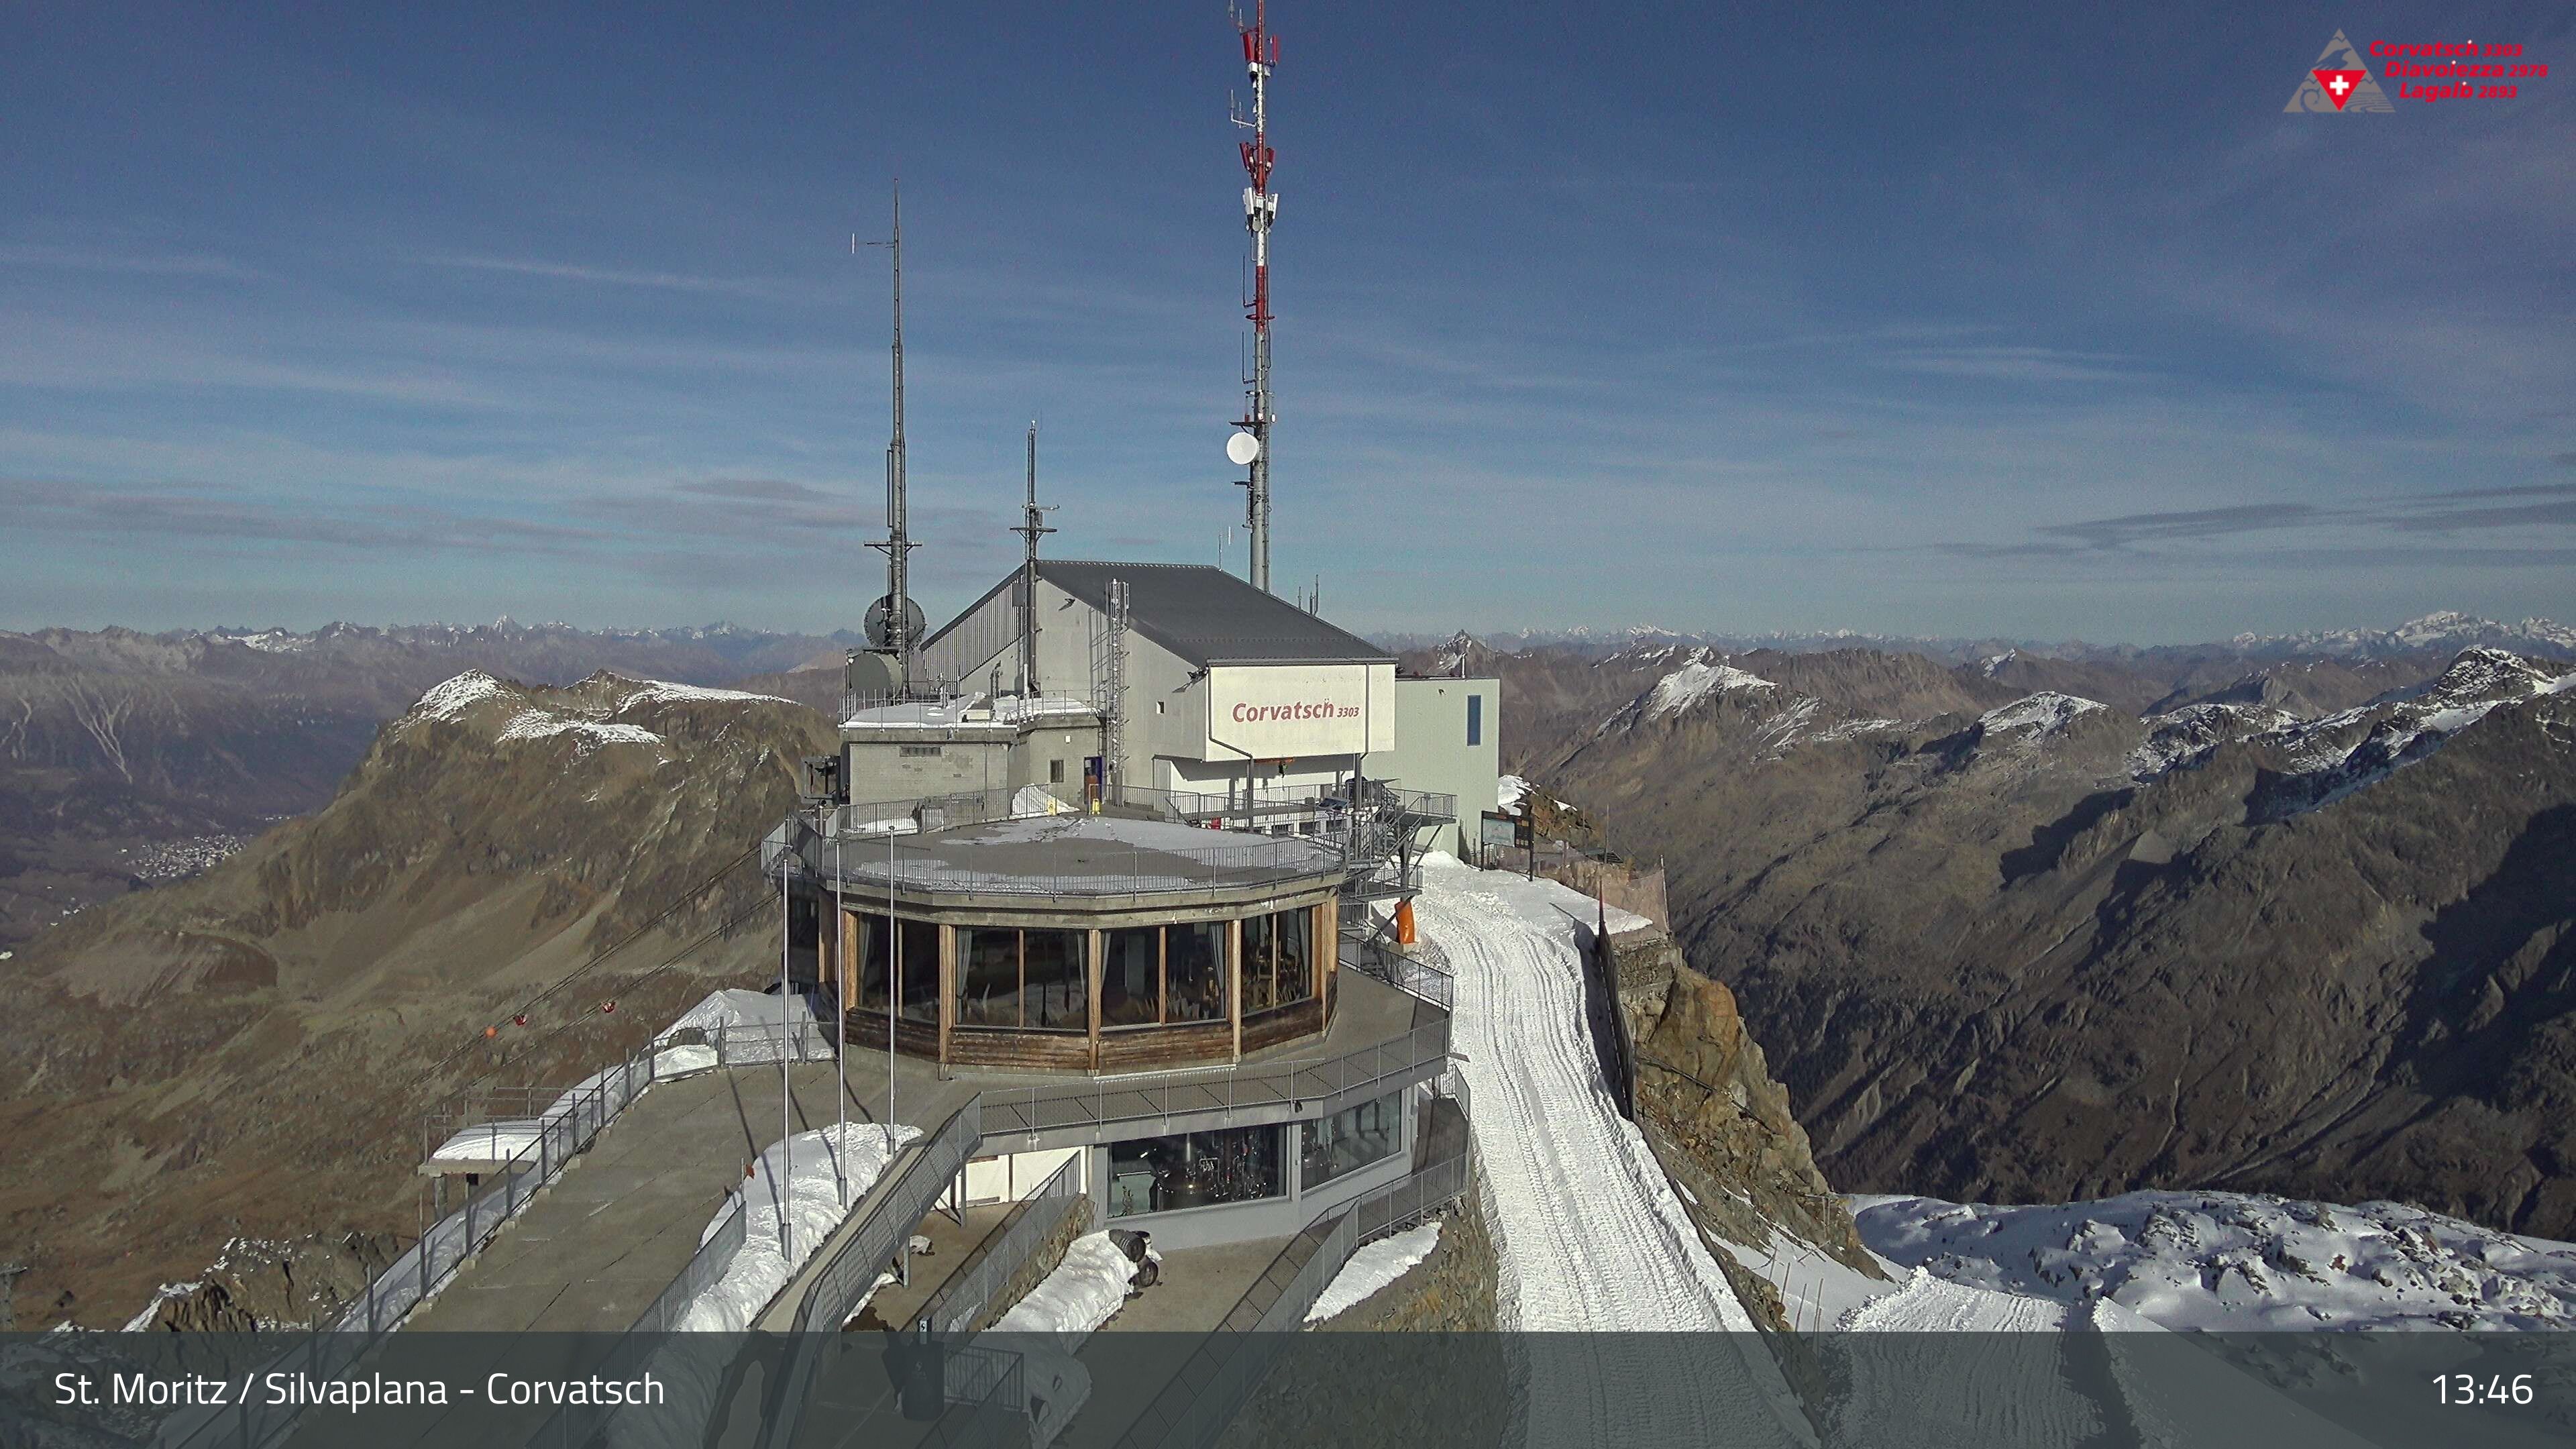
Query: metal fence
159,1037,678,1449
916,1151,1087,1336
1344,930,1454,1011
635,1191,748,1334
767,780,1455,898
761,1100,987,1449
788,1097,985,1334
977,1017,1451,1140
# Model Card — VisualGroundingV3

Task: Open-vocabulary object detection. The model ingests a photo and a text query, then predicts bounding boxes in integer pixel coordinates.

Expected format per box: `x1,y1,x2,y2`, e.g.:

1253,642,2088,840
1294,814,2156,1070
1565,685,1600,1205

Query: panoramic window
1102,925,1160,1026
897,918,939,1024
1302,1090,1403,1189
855,911,894,1012
955,926,1087,1030
1166,920,1226,1022
1106,1123,1284,1217
1242,906,1313,1016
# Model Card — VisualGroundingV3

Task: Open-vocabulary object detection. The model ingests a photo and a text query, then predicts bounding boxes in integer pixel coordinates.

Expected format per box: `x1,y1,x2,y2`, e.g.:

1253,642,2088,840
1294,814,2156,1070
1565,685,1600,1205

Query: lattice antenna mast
863,184,919,693
1102,579,1130,803
1230,1,1279,593
1010,421,1057,695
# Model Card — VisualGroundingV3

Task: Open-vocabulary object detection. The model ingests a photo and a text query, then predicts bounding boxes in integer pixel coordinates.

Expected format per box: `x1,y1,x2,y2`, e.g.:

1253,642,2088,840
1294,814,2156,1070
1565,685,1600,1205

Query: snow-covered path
1413,855,1813,1448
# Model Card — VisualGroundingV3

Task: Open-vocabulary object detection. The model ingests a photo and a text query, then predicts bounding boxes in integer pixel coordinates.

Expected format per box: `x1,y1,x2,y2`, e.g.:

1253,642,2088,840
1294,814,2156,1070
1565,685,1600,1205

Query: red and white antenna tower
1230,1,1279,594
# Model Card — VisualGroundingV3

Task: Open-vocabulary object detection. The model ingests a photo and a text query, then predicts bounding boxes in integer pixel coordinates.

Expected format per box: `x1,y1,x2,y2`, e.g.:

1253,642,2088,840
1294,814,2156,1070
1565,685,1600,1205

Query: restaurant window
857,914,941,1022
1107,1123,1284,1218
856,912,894,1013
1102,926,1160,1027
898,918,939,1024
1243,906,1313,1016
955,926,1087,1031
1301,1091,1403,1189
1167,920,1227,1023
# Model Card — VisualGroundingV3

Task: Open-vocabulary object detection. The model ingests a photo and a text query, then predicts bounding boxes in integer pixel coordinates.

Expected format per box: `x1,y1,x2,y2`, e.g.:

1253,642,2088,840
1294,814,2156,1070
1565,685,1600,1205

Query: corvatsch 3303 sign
1202,663,1395,760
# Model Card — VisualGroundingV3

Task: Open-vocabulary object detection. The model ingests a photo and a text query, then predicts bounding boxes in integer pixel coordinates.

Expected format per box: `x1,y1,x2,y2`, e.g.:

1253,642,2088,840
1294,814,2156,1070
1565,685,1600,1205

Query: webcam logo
2286,30,2394,111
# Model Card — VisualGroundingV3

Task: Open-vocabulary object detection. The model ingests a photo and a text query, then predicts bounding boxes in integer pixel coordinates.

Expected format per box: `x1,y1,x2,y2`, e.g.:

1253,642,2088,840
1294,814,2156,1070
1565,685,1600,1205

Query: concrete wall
1371,677,1501,855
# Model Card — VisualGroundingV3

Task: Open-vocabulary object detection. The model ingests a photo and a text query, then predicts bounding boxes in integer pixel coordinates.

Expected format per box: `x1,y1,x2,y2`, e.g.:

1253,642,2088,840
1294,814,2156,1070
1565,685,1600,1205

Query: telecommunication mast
1230,1,1280,594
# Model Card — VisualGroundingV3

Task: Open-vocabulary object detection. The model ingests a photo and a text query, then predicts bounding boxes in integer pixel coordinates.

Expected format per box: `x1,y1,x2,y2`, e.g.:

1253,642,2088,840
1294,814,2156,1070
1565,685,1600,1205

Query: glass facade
1102,925,1160,1027
957,926,1087,1031
898,918,938,1023
1301,1091,1403,1189
1167,920,1227,1023
1107,1123,1284,1218
835,893,1328,1049
1242,906,1315,1016
856,913,942,1024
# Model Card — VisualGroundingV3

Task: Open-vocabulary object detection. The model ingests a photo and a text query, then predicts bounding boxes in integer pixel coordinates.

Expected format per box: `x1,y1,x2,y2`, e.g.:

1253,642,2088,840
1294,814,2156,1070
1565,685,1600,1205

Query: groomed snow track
1413,855,1813,1448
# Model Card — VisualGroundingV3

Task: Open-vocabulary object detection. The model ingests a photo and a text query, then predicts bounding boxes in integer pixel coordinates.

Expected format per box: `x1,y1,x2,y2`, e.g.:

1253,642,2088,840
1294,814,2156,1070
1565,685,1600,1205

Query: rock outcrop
1618,933,1882,1288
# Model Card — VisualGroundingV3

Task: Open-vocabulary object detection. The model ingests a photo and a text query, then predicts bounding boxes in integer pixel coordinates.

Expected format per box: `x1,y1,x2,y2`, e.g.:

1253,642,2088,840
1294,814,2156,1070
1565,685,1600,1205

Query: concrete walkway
407,1062,879,1332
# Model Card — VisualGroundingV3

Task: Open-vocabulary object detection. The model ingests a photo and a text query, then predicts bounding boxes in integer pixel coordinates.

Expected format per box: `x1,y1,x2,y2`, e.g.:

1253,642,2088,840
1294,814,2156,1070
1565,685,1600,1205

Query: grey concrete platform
404,1062,970,1334
1093,1236,1290,1335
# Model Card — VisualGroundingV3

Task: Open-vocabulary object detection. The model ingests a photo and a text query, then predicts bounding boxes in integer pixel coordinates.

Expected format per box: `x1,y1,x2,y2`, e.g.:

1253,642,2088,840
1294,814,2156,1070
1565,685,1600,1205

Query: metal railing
420,1018,835,1165
761,1099,987,1449
788,1097,986,1333
1344,928,1454,1012
916,1152,1087,1335
161,1036,678,1449
765,780,1455,898
635,1191,748,1334
977,1017,1451,1140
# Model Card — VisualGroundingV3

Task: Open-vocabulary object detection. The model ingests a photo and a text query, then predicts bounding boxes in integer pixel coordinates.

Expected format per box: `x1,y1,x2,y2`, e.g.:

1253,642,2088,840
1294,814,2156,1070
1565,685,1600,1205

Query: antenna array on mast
863,184,920,694
1230,1,1279,594
1011,421,1057,695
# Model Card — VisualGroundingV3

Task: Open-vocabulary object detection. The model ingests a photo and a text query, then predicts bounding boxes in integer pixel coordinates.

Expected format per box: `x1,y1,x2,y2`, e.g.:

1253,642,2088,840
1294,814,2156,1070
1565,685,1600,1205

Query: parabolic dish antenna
863,594,927,651
1226,431,1261,466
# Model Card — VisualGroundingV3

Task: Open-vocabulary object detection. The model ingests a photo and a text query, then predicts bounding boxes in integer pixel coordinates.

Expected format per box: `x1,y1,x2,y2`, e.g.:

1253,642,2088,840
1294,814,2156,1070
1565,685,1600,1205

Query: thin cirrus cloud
1878,345,2147,384
417,254,815,304
1948,481,2576,557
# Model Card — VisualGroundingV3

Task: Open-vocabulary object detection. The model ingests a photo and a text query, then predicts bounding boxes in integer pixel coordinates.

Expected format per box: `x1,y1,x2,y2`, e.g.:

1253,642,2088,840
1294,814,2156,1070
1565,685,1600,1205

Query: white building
905,559,1402,804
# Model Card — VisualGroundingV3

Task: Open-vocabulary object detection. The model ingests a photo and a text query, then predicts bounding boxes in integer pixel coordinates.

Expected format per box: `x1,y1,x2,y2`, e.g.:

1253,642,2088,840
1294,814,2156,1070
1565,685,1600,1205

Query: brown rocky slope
1530,643,2576,1236
0,671,833,1326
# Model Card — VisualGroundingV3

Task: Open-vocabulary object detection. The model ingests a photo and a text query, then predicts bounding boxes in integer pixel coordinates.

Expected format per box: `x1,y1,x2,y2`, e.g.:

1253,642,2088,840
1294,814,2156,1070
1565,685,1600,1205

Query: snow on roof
843,692,1097,731
826,812,1343,897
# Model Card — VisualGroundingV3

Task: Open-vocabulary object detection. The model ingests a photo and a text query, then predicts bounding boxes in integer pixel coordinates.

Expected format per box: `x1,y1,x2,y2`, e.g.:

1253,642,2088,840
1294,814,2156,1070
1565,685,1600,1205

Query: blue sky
5,2,2572,644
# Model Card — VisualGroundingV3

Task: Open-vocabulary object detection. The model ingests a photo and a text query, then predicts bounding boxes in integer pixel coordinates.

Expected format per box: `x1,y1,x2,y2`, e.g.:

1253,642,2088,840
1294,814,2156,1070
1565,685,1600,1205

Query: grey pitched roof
1036,560,1393,668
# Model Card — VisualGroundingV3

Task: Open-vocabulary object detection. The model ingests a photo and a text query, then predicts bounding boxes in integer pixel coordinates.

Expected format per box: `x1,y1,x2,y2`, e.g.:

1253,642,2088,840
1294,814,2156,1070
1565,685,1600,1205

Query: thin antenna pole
1011,419,1055,696
778,853,792,1260
865,184,918,694
834,826,846,1207
1232,0,1279,593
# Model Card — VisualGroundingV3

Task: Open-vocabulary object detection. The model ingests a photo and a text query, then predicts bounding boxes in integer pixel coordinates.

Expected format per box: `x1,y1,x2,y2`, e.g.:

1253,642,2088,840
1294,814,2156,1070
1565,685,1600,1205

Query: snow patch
409,671,510,723
1496,774,1530,812
1976,692,2104,739
991,1231,1152,1342
1852,1189,2576,1331
1307,1222,1441,1323
495,708,665,749
1644,657,1778,720
614,680,791,708
676,1121,919,1332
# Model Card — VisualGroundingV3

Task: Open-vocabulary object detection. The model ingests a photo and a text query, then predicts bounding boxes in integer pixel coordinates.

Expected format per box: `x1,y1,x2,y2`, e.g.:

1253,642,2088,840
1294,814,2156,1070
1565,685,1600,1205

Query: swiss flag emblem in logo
2312,68,2368,109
